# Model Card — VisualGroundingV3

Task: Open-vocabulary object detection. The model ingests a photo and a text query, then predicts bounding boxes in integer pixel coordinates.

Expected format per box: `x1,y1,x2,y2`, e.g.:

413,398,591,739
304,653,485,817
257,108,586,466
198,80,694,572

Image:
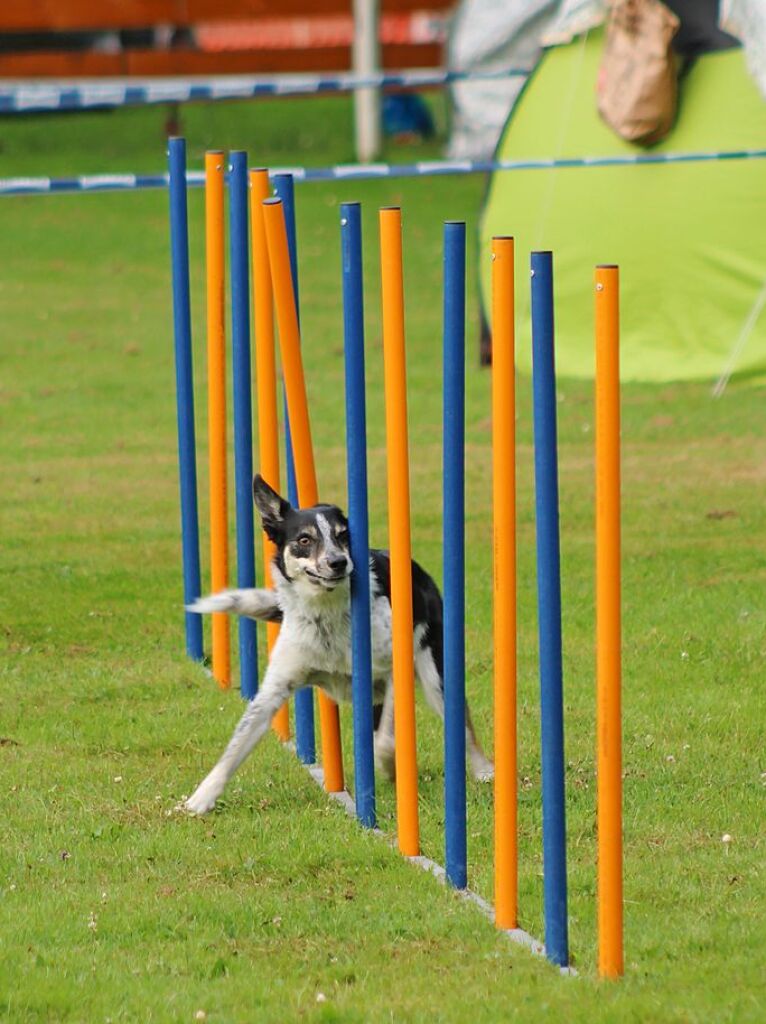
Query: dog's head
253,474,353,592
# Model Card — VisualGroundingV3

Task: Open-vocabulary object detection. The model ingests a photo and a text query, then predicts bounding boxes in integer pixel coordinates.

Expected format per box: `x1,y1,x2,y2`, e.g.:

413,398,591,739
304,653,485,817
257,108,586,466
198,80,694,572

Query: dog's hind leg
464,706,494,783
373,679,396,781
186,588,282,623
414,640,494,783
185,641,299,815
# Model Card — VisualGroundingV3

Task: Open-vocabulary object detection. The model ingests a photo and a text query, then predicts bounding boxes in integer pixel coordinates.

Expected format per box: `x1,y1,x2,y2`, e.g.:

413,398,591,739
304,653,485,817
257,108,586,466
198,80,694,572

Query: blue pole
167,137,203,662
229,151,258,700
273,172,315,763
340,202,376,829
443,222,467,888
530,250,569,968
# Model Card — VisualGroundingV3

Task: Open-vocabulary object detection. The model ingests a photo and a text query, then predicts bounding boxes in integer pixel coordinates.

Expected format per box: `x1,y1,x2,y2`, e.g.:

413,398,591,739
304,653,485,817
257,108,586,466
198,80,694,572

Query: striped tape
1,149,764,197
0,67,530,115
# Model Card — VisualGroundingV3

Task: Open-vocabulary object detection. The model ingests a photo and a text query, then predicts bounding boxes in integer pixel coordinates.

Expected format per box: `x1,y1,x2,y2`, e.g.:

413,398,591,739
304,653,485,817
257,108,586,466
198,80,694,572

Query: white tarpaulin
722,0,766,97
446,0,559,160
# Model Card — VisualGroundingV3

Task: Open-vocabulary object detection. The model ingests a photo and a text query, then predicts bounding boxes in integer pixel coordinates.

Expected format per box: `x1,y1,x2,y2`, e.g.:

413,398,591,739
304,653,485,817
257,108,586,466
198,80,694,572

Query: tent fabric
448,0,765,164
479,31,766,382
545,0,739,53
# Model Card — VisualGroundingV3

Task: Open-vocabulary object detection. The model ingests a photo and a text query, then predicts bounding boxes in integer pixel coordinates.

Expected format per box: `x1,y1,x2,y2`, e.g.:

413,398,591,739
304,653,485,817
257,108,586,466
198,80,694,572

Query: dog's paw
185,789,218,816
374,739,396,782
471,759,495,784
185,771,225,815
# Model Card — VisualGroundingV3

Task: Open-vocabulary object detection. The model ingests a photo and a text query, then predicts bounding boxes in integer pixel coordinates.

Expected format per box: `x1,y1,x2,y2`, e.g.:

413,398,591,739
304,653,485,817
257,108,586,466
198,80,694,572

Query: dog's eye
297,534,312,547
336,529,349,543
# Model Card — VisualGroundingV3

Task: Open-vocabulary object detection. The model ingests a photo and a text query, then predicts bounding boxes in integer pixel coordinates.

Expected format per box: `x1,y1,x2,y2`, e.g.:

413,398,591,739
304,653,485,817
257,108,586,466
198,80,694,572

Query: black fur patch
273,546,292,583
370,549,444,679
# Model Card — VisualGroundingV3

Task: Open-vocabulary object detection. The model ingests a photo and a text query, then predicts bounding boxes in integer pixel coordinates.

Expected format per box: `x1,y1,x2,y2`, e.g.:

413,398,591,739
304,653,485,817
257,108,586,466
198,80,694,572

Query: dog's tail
186,588,283,623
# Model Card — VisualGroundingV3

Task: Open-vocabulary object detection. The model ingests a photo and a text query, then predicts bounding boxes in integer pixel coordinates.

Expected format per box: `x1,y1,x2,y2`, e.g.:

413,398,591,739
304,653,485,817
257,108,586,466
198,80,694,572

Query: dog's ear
253,474,291,539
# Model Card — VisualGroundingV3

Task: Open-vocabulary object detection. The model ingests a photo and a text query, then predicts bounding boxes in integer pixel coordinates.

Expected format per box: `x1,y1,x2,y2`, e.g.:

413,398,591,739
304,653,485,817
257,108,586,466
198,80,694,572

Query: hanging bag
597,0,681,145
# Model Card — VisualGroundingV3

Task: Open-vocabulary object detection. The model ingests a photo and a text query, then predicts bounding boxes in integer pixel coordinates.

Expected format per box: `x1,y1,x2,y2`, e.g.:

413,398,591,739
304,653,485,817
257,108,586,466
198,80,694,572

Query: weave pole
443,221,467,888
379,206,419,857
167,137,203,662
205,150,231,688
530,250,569,968
340,202,376,829
272,174,300,509
595,265,623,978
262,196,345,793
273,172,316,765
492,236,517,928
250,167,290,740
229,151,258,701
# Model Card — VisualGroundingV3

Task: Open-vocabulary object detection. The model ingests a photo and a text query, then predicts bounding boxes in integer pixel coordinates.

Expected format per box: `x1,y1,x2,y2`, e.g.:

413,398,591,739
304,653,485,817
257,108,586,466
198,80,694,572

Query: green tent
479,31,766,384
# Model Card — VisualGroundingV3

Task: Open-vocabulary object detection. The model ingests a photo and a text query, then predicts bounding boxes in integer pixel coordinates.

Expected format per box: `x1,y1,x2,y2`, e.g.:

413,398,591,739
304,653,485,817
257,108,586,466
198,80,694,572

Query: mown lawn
1,97,764,1023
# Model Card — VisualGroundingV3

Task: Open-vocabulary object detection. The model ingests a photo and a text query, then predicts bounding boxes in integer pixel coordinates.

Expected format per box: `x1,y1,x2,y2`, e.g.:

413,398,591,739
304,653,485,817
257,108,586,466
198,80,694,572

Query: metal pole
530,250,569,968
492,236,517,928
250,167,290,740
262,197,345,794
595,264,623,978
379,206,419,856
273,172,316,765
443,221,467,888
352,0,382,162
167,137,203,663
229,151,258,701
340,201,376,829
442,220,466,884
204,150,231,688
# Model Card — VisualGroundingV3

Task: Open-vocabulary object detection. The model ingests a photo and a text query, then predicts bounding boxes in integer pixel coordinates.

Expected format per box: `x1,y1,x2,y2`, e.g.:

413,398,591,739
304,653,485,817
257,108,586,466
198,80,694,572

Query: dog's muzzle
305,564,350,590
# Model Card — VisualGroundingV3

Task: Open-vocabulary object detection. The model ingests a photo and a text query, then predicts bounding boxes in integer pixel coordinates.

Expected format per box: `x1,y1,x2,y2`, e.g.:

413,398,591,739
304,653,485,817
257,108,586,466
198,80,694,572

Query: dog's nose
328,555,348,574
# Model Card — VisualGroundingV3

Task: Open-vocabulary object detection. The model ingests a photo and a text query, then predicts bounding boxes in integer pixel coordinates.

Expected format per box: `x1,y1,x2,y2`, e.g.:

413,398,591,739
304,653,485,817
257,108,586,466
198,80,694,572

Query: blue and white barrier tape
0,67,530,114
2,149,764,196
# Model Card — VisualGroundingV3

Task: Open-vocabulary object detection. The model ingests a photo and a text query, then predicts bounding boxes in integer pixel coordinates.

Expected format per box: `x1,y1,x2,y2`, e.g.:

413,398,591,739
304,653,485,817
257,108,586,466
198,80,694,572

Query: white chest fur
274,568,394,699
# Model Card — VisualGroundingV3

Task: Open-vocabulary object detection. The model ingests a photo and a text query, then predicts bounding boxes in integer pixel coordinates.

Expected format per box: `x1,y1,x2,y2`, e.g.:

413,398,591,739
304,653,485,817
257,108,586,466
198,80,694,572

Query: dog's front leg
185,646,300,815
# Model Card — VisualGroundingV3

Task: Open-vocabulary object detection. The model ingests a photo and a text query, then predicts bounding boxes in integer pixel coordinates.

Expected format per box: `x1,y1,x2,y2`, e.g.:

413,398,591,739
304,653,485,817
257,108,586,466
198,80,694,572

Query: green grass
1,97,765,1022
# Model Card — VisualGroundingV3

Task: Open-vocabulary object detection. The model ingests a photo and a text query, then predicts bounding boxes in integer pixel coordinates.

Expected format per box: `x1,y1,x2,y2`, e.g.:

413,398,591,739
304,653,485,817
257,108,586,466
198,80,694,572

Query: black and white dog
184,475,493,815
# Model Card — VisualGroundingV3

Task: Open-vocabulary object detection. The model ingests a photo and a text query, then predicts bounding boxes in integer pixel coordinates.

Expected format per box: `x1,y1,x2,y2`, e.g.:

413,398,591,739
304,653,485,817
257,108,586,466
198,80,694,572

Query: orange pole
595,264,623,978
379,207,420,857
250,169,290,741
492,237,517,928
261,196,344,793
205,151,231,688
